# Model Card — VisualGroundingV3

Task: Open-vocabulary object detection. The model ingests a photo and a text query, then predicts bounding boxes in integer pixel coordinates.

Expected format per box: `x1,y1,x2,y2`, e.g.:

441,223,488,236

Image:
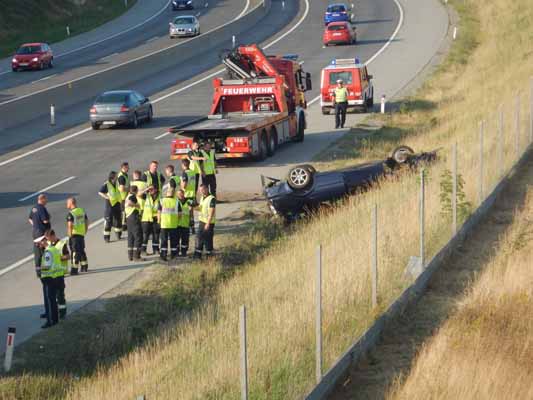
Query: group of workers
97,141,217,261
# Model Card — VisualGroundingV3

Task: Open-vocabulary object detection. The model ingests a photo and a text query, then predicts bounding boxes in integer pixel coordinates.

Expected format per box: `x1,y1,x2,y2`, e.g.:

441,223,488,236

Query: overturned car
262,146,437,219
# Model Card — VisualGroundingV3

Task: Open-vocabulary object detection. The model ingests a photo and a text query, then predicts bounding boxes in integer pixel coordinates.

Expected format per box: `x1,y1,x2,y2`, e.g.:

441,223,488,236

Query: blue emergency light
282,54,299,61
330,57,361,66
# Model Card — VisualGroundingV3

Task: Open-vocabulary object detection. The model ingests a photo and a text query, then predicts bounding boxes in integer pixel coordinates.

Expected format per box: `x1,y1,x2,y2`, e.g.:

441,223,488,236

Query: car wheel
287,165,314,190
40,61,45,70
12,67,18,72
267,131,277,157
147,106,153,122
49,58,53,68
91,122,101,130
391,145,415,164
131,113,139,129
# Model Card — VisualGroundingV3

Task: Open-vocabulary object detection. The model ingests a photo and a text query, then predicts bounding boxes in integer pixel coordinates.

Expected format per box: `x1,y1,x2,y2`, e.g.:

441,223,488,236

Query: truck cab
320,58,374,115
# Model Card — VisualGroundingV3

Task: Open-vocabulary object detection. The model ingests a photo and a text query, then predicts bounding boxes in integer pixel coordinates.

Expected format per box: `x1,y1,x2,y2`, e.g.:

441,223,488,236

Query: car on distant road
171,0,194,10
169,16,200,38
89,90,153,130
323,21,356,46
11,43,53,72
262,146,437,220
324,3,351,25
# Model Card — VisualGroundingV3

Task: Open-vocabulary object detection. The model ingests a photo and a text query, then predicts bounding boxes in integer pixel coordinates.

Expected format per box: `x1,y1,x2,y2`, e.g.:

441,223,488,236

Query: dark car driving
89,90,153,130
172,0,194,10
263,146,437,219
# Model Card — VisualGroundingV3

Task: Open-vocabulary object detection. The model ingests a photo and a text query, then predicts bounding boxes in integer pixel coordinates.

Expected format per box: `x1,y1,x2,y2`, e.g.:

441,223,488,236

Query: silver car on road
169,16,200,38
89,90,153,130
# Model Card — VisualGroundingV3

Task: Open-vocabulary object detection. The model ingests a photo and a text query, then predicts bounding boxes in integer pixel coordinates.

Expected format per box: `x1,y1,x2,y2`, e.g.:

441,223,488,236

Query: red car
11,43,54,72
323,22,356,46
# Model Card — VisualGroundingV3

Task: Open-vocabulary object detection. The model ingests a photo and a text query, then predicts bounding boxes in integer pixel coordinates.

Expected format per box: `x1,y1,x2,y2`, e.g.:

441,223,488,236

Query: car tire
391,145,415,164
12,67,18,72
49,58,54,68
267,131,277,157
91,122,101,130
131,113,139,129
147,106,153,122
40,61,45,70
287,165,314,190
295,114,305,142
321,107,330,115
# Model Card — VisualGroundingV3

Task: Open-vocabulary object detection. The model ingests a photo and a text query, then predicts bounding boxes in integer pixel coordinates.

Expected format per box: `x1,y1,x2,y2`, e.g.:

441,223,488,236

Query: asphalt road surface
0,0,448,353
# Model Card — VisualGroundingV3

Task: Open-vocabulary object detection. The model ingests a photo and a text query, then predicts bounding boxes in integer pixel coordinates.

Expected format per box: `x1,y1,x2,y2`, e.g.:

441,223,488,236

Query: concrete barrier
0,0,272,131
305,144,533,399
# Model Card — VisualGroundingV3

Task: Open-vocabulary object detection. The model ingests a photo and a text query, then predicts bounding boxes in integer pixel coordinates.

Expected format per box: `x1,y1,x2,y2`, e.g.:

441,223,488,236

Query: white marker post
239,305,248,400
282,1,285,9
453,26,457,40
124,0,128,7
4,327,16,372
50,104,56,126
232,35,236,48
380,95,386,114
66,26,70,36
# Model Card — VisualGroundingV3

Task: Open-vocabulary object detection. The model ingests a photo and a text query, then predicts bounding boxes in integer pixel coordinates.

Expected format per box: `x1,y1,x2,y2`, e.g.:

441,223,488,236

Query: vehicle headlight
32,57,38,62
187,28,193,32
172,0,177,4
12,58,17,63
187,0,192,3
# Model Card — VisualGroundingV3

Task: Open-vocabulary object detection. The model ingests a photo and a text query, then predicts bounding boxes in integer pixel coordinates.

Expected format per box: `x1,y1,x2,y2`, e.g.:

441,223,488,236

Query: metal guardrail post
419,169,425,268
371,205,378,308
452,143,458,235
498,106,504,178
479,121,484,204
315,245,323,384
239,305,248,400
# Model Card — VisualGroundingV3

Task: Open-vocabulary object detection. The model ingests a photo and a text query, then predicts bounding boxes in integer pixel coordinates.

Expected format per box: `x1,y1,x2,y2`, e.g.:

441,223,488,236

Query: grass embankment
0,0,137,58
2,0,533,398
388,187,533,400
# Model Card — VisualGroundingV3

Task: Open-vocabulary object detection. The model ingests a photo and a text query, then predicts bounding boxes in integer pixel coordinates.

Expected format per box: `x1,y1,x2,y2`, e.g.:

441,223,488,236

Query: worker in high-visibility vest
181,158,195,233
98,171,122,242
187,141,205,195
117,161,130,232
125,186,143,261
47,230,69,320
163,164,186,196
193,183,216,259
176,189,193,257
141,187,161,255
130,170,149,215
200,141,217,197
143,160,166,194
158,188,179,261
66,197,89,274
332,79,349,129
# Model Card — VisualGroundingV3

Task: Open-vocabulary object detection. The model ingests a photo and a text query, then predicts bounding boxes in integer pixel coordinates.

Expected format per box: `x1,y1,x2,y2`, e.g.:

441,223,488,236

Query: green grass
0,0,137,58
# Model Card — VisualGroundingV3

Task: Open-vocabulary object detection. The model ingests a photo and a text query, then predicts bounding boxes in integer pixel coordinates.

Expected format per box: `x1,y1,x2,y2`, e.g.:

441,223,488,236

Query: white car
169,16,200,38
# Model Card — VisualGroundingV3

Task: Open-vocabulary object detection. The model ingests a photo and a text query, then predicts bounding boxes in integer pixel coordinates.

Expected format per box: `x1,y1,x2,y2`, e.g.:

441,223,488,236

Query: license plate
103,121,117,125
175,148,189,154
332,13,340,16
19,63,28,66
333,33,342,36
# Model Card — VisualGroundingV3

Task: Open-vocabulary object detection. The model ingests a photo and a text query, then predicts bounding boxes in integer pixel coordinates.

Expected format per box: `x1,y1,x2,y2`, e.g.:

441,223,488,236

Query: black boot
59,309,67,319
134,250,142,261
128,250,134,261
104,236,110,243
70,267,79,275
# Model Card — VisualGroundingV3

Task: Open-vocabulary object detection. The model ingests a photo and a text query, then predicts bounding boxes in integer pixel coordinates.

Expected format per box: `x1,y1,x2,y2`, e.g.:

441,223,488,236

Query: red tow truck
169,44,312,160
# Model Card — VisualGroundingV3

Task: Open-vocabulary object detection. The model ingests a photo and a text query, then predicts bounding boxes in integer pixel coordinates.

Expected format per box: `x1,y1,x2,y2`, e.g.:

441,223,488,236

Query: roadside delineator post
4,326,16,372
529,77,533,144
232,35,236,48
419,169,425,268
50,104,56,126
371,204,378,309
380,95,386,114
498,105,504,178
124,0,128,7
66,26,70,36
451,143,458,236
315,245,323,384
453,26,457,40
479,120,484,205
282,1,285,9
239,305,248,400
515,94,520,161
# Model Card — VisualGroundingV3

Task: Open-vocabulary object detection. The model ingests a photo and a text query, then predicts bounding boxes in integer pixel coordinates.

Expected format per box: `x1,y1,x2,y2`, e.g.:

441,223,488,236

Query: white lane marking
0,0,251,107
102,52,119,60
0,0,172,78
0,127,91,167
18,176,76,202
234,0,250,20
308,0,404,107
31,74,57,84
155,131,171,140
146,36,160,43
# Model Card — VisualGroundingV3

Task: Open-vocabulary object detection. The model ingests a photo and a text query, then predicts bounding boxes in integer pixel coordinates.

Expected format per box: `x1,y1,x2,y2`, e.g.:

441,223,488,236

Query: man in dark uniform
66,197,89,274
117,162,130,232
142,160,166,194
125,186,143,261
46,230,69,320
193,184,216,259
28,193,51,273
98,171,122,242
187,141,205,195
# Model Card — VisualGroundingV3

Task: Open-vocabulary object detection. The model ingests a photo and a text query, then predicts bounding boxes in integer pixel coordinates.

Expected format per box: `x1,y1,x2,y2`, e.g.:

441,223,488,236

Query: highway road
0,0,449,352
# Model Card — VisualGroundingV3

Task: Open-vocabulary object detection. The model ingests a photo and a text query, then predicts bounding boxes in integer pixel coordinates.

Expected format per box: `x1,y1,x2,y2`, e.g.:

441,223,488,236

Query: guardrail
0,0,272,131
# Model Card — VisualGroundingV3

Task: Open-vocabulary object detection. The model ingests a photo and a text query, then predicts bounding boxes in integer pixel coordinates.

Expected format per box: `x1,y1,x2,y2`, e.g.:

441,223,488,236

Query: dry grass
2,0,533,398
387,189,533,400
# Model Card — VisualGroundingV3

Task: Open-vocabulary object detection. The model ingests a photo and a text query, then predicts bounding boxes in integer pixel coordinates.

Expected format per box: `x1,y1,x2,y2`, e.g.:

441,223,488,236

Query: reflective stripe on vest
160,197,178,229
142,196,159,222
178,199,191,228
41,245,63,278
184,170,196,198
199,195,216,224
118,171,129,201
125,204,138,218
106,181,121,207
201,150,216,175
334,87,348,103
70,207,86,236
54,240,68,274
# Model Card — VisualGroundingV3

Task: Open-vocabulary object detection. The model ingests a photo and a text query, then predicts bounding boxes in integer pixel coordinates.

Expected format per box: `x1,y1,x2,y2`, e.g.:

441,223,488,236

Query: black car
262,146,437,219
172,0,194,10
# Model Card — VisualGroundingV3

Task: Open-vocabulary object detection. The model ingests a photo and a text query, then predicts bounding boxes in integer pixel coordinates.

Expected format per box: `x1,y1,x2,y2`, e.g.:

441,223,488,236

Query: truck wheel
295,114,305,142
267,131,277,156
321,107,330,115
391,145,415,164
367,96,374,109
287,165,314,190
256,132,268,160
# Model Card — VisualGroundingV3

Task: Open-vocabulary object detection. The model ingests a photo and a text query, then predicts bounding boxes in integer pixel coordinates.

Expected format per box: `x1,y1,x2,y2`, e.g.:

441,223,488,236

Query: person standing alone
332,79,349,129
194,184,216,259
28,194,51,276
66,197,89,274
47,230,69,320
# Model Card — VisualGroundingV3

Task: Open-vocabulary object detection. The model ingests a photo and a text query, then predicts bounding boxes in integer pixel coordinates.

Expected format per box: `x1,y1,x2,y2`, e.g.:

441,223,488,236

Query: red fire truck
169,44,312,160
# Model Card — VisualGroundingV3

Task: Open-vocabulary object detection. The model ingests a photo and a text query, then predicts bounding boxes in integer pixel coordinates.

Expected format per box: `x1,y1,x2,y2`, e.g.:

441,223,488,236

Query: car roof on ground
174,15,196,19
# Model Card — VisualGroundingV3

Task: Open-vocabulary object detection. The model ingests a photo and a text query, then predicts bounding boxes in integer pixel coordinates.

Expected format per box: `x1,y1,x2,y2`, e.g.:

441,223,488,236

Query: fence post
515,94,520,160
530,77,533,144
371,205,378,308
452,143,458,236
239,305,248,400
478,121,484,204
315,245,322,384
498,106,504,178
4,327,16,372
419,169,425,268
